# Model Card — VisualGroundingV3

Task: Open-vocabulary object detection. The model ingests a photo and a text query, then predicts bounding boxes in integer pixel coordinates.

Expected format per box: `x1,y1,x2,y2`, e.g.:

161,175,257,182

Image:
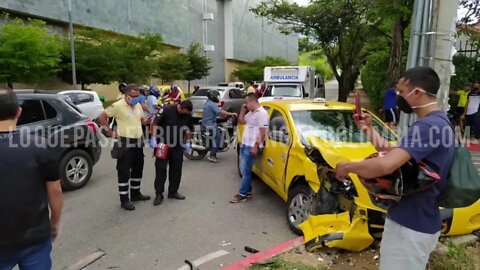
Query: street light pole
68,0,77,89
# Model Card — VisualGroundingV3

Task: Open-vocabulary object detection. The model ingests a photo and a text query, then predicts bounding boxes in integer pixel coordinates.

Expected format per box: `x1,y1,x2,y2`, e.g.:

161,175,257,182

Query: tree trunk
387,0,404,85
337,66,356,102
187,80,191,95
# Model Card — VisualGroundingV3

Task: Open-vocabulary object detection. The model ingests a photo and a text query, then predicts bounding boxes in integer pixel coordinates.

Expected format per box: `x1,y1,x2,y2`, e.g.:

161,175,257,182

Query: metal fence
456,39,480,57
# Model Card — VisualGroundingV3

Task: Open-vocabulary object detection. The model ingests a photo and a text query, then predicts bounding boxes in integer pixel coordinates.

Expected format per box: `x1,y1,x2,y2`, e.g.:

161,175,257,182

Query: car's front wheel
287,184,313,235
60,149,93,191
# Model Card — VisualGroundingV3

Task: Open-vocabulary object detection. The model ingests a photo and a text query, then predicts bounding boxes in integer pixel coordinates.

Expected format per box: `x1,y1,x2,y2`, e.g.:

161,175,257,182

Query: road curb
222,237,304,270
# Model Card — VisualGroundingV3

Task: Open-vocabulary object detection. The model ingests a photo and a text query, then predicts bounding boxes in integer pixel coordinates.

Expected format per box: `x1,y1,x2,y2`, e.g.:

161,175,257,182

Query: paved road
52,146,296,270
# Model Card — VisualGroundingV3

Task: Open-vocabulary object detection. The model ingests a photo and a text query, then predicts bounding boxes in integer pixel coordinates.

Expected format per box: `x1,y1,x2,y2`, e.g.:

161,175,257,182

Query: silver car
189,86,246,122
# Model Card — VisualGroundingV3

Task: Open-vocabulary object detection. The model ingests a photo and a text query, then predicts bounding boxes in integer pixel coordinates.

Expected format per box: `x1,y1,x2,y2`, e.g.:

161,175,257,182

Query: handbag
154,143,169,160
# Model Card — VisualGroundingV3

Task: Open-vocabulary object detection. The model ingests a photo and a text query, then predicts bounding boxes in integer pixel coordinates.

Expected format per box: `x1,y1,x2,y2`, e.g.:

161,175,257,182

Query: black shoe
131,193,151,201
168,192,186,200
121,202,135,211
153,194,164,206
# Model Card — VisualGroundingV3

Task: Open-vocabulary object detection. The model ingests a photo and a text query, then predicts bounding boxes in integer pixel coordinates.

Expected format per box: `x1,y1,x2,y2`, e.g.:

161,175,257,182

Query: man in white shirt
462,82,480,144
230,93,269,203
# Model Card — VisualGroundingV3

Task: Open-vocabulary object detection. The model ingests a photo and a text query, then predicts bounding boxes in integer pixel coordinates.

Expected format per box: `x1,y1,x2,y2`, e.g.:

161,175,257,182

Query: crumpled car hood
307,136,379,167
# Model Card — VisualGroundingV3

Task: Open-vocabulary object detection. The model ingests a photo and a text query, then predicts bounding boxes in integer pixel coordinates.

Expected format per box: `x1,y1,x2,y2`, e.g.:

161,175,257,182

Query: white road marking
175,250,230,270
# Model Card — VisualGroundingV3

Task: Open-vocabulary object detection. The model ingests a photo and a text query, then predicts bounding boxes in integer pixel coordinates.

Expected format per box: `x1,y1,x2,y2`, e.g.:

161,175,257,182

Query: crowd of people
0,67,460,270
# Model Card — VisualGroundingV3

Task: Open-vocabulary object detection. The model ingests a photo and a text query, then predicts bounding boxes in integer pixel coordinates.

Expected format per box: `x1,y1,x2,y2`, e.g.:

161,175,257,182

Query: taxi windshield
291,110,397,143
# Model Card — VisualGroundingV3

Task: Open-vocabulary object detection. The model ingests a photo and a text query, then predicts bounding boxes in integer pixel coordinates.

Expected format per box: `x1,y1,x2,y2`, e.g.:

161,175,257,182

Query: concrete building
0,0,298,96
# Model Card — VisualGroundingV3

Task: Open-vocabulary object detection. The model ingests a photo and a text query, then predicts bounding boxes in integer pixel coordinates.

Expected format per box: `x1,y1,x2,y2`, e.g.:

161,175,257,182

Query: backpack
438,145,480,208
437,117,480,208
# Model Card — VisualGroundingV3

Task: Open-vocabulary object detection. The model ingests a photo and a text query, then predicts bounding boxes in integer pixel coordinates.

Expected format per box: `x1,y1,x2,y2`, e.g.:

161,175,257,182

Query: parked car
15,91,102,191
218,82,245,89
58,90,104,121
189,86,246,121
236,99,480,252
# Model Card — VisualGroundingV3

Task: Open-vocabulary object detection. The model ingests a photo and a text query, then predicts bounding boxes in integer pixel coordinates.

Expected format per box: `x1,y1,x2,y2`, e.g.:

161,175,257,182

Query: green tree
59,29,122,89
155,52,189,83
298,37,320,52
252,0,374,102
298,50,334,80
185,42,212,94
114,33,164,84
59,31,164,87
367,0,413,83
232,56,290,82
0,17,62,88
361,50,390,111
451,54,480,90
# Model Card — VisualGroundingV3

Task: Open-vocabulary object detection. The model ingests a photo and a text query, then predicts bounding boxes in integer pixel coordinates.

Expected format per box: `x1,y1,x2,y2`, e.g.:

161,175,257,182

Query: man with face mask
335,67,455,270
98,84,151,211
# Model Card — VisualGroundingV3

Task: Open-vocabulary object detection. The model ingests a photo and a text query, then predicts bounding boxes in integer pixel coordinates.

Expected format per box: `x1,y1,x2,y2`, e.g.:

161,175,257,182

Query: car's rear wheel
60,149,93,191
287,184,313,235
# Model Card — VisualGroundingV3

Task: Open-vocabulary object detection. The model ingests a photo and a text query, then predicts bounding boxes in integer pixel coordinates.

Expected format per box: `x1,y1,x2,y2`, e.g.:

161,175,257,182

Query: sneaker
246,193,253,199
230,194,248,203
131,193,151,201
121,202,135,211
208,155,219,163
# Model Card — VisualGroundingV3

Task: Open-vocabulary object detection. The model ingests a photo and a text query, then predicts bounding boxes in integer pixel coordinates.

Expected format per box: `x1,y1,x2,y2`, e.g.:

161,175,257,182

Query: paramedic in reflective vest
98,84,151,211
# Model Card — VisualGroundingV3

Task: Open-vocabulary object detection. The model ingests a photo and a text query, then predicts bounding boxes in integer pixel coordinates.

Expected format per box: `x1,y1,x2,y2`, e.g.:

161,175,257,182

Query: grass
429,242,476,270
249,257,324,270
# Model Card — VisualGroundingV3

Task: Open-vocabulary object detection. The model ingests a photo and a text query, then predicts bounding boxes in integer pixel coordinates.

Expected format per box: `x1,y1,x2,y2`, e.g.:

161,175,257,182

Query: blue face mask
129,97,141,105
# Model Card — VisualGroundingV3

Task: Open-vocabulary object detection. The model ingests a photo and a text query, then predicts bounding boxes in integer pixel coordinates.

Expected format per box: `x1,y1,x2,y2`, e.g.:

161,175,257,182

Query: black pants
116,138,144,203
154,147,183,195
466,112,480,139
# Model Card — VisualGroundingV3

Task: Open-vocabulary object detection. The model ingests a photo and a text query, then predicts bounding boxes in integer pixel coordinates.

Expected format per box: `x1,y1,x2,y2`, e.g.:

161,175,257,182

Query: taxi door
260,107,293,198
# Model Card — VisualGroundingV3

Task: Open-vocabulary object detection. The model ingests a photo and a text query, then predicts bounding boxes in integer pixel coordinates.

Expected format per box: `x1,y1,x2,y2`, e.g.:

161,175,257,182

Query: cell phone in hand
353,91,364,121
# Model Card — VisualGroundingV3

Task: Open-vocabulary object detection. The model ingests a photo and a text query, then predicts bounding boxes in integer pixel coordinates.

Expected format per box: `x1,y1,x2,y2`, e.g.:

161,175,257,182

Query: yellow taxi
237,99,480,252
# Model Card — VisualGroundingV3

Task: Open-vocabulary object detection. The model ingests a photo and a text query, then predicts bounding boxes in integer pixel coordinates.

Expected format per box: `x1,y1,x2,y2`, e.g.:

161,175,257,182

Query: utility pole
68,0,77,89
399,0,458,130
430,0,459,111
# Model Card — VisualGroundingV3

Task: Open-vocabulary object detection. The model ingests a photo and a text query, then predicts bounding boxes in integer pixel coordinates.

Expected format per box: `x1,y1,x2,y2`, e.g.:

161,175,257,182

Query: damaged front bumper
299,211,374,252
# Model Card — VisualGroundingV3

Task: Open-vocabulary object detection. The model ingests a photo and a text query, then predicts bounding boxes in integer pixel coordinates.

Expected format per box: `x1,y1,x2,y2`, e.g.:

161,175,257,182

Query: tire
60,149,93,191
183,149,208,160
286,184,313,235
183,130,208,160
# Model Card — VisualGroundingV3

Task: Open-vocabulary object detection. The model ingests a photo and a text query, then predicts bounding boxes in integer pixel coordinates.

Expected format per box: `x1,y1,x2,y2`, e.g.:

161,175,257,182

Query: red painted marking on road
222,236,304,270
468,143,480,151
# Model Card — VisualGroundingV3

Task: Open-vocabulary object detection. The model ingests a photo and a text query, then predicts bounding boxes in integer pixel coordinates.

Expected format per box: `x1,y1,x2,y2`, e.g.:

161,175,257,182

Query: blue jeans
0,240,52,270
239,144,257,196
202,126,222,157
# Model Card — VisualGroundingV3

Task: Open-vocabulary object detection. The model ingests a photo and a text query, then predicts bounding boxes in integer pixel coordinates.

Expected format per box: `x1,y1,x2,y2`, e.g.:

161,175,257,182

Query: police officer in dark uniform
98,84,151,211
149,100,193,205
